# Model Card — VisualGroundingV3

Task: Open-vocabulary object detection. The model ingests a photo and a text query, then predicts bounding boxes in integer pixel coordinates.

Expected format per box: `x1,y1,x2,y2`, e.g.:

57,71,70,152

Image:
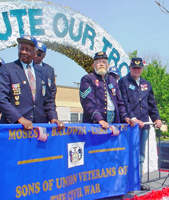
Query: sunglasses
37,53,42,57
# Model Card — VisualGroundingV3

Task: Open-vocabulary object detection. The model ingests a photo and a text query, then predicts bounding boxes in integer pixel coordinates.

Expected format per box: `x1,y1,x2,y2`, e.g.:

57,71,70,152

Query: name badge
129,84,135,90
42,86,46,96
48,78,51,87
108,83,114,89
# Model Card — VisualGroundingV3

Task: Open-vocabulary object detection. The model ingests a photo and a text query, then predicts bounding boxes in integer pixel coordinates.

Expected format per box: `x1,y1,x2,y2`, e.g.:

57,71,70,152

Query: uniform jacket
0,59,58,124
80,72,128,124
42,62,57,101
118,73,160,124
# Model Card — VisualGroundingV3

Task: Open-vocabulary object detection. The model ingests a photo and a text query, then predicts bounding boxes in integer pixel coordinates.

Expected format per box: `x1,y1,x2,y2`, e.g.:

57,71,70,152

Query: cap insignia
98,52,104,55
135,60,140,65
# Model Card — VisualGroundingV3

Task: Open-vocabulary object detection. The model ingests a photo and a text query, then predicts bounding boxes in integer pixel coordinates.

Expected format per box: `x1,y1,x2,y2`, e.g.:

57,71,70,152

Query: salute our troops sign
0,0,130,76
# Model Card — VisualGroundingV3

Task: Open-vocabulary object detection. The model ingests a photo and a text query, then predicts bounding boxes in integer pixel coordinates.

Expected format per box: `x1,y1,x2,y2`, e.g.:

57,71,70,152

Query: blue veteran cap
130,57,144,67
0,57,5,65
37,41,47,52
94,52,108,60
17,35,37,47
109,67,119,75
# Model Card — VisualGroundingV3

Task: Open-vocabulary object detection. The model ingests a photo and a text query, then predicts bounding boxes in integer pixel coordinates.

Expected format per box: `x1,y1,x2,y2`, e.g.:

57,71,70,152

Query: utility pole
73,82,80,88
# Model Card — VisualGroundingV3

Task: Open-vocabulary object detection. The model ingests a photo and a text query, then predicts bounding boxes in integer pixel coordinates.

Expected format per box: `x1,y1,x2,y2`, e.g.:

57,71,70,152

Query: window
80,113,83,123
70,113,83,123
70,113,78,123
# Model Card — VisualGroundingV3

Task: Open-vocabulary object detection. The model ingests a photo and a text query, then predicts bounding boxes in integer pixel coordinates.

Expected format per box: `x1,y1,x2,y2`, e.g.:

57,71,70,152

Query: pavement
124,170,169,199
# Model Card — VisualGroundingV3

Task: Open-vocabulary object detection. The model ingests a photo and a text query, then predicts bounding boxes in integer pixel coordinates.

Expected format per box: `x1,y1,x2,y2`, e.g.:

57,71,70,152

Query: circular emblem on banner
69,143,83,165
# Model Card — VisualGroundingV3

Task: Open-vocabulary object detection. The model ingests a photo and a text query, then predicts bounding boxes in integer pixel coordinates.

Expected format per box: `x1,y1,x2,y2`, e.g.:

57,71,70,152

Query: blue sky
1,0,169,87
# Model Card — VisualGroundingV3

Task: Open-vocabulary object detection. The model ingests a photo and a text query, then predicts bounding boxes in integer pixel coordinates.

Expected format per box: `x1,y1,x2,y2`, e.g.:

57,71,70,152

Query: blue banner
0,123,139,200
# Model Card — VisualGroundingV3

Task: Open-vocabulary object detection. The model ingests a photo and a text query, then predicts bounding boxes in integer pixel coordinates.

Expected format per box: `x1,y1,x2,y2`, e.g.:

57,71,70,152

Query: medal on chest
12,83,21,106
140,84,148,91
12,83,21,95
15,96,20,106
95,79,99,86
108,84,116,96
112,88,116,96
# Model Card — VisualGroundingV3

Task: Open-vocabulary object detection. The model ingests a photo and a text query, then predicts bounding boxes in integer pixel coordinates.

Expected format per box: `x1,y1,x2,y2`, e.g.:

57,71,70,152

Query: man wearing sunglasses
33,41,56,102
118,57,162,191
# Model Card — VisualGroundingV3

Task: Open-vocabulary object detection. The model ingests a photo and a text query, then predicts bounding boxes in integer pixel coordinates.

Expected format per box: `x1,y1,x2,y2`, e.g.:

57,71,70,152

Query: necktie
26,64,36,101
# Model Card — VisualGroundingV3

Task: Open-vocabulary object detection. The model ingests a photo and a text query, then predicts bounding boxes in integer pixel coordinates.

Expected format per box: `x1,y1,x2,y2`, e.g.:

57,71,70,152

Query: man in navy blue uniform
80,51,134,129
118,57,162,191
0,35,64,131
80,52,135,200
33,41,56,102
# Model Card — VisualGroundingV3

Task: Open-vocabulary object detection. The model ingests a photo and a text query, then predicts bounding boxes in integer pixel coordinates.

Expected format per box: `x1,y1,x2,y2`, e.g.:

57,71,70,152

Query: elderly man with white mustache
80,51,134,130
79,52,134,200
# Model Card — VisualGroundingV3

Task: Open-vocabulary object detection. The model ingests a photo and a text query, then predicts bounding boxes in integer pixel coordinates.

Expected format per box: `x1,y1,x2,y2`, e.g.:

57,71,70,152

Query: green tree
141,60,169,122
128,50,138,60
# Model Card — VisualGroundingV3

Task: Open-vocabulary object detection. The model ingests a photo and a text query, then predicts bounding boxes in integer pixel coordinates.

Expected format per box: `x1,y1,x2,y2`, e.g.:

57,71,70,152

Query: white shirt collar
20,60,33,69
135,77,140,86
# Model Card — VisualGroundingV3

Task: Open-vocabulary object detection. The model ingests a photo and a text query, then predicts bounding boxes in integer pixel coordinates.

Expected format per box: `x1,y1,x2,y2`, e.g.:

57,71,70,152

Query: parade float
0,0,161,199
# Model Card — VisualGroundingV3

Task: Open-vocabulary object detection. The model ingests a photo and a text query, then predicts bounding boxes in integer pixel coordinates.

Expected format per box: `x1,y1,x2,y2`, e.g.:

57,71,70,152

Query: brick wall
55,85,83,113
56,85,80,102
